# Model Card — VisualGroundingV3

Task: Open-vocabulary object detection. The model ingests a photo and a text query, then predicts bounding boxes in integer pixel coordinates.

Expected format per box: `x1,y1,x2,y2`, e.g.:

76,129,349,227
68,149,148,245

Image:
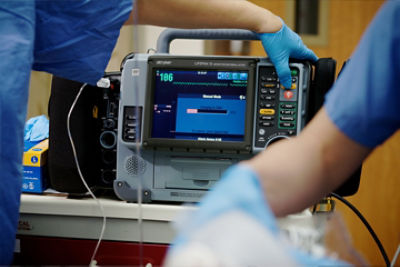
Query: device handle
156,28,259,53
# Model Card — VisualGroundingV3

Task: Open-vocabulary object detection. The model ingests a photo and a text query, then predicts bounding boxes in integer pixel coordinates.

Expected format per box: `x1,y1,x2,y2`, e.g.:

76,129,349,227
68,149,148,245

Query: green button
291,69,298,76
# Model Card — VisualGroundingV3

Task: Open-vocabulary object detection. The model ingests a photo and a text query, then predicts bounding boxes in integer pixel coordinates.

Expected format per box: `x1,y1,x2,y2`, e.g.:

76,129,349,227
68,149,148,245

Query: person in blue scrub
166,1,399,265
0,1,132,264
0,0,316,264
243,0,399,217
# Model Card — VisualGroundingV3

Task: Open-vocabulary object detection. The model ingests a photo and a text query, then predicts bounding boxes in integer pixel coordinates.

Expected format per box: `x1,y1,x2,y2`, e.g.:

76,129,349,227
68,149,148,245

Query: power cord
329,192,390,267
67,82,107,265
131,0,145,266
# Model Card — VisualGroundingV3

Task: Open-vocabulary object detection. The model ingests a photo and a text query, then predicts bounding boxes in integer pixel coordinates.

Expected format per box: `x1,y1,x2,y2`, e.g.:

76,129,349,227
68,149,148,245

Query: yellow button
259,108,275,115
280,83,297,90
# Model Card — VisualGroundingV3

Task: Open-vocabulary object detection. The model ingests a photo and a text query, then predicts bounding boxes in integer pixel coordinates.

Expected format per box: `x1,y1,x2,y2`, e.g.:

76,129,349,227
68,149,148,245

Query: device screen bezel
142,56,256,152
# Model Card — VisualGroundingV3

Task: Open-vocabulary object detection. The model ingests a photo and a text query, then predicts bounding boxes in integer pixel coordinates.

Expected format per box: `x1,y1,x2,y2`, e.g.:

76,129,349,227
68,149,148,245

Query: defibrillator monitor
142,57,256,152
115,51,338,203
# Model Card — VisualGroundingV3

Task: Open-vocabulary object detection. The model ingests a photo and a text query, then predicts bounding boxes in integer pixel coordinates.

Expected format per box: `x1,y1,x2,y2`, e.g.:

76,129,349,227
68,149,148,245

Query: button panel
255,66,299,148
122,106,143,142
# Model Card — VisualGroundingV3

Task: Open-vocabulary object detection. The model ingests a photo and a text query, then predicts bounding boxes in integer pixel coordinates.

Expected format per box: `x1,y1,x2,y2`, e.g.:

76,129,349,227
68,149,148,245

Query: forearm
131,0,282,33
243,108,371,217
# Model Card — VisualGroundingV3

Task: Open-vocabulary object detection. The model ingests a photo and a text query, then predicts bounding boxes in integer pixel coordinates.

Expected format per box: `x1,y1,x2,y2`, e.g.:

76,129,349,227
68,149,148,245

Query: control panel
254,64,307,151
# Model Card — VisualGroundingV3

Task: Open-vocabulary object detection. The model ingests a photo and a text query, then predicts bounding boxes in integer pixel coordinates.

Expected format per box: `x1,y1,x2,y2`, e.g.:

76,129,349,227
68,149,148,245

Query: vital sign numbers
160,72,174,82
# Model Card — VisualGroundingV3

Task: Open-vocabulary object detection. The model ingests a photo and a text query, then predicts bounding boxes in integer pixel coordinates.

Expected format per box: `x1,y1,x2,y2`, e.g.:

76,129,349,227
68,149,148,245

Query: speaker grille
125,155,146,176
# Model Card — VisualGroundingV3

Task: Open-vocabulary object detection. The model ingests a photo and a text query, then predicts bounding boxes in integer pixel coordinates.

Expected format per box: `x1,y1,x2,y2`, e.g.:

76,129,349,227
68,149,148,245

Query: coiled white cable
67,83,107,265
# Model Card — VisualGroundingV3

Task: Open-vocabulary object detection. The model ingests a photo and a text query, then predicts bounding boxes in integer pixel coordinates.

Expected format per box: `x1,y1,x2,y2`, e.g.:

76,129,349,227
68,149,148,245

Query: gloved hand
257,20,318,89
165,164,348,267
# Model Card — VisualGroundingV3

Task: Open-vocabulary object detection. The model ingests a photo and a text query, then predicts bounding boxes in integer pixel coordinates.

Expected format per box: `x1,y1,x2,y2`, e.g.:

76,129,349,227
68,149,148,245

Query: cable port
99,131,117,149
101,169,116,184
101,150,116,165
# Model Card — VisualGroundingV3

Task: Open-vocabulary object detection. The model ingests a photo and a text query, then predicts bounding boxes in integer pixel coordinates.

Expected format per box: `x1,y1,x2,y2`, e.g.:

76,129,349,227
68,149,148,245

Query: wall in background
27,71,52,119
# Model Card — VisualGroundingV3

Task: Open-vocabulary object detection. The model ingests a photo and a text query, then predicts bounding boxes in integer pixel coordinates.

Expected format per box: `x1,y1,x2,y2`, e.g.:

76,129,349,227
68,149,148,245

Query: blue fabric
257,21,318,88
170,165,346,266
33,0,132,85
0,0,131,264
325,0,400,148
0,2,35,264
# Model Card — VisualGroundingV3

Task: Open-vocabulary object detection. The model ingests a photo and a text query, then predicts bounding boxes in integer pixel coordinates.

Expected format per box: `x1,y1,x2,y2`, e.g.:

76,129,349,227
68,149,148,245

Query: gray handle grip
156,28,259,54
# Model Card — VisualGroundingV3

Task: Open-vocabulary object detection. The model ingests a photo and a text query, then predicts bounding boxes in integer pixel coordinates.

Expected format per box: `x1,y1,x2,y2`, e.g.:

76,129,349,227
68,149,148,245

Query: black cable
329,192,390,267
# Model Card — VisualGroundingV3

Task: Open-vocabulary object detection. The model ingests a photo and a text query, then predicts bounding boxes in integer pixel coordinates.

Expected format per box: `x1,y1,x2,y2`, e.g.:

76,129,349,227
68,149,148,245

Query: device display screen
151,69,248,142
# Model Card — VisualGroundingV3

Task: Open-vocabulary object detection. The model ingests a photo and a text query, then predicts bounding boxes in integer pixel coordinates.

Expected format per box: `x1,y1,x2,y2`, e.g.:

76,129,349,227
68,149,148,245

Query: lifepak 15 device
114,29,339,203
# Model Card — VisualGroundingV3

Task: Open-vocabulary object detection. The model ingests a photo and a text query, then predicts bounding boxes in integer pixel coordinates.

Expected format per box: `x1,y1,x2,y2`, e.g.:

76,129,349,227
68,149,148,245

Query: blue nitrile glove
257,20,318,89
24,115,49,142
165,164,349,266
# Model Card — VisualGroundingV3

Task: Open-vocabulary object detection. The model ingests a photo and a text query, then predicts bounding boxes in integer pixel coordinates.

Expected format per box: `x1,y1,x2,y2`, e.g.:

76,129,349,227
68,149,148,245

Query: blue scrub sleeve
0,2,35,264
324,0,400,148
33,0,132,85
